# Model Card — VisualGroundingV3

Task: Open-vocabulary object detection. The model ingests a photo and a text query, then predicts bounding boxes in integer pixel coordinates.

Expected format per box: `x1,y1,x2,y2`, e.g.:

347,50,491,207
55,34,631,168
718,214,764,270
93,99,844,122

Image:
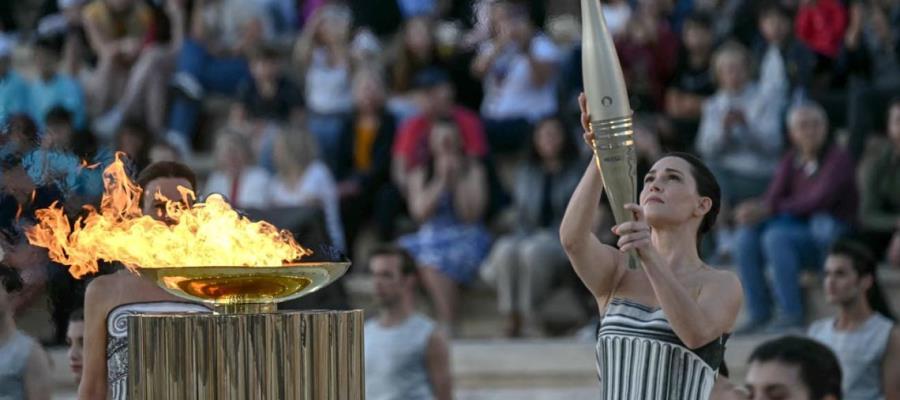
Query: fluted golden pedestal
127,310,364,399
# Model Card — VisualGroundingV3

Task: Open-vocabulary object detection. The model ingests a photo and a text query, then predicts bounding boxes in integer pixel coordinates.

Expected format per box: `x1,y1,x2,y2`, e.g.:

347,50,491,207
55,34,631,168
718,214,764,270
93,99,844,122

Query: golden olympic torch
581,0,640,269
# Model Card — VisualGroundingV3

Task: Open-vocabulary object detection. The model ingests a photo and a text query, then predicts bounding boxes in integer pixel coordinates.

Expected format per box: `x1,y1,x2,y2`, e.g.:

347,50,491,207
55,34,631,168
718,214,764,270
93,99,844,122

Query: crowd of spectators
2,0,900,396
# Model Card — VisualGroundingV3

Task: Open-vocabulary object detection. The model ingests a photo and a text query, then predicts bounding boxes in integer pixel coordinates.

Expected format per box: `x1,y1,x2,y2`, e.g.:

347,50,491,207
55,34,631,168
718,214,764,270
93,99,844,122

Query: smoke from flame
25,154,312,278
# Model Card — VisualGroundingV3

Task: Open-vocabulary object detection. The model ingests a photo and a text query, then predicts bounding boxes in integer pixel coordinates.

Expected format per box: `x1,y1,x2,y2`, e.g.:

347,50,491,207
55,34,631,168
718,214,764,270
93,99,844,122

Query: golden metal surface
139,262,350,310
128,310,364,399
581,0,639,270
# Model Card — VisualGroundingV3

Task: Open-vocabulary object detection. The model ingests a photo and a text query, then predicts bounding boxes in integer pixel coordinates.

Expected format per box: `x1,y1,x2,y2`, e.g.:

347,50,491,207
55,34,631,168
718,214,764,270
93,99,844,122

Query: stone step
48,335,774,396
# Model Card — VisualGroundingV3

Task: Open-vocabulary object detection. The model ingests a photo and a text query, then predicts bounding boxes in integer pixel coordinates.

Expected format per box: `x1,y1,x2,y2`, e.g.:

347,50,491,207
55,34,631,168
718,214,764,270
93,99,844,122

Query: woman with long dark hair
808,239,900,399
560,94,742,399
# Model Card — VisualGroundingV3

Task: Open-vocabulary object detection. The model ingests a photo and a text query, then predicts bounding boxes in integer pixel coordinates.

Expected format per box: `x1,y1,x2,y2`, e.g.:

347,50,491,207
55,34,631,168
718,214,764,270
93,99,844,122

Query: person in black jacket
335,69,401,254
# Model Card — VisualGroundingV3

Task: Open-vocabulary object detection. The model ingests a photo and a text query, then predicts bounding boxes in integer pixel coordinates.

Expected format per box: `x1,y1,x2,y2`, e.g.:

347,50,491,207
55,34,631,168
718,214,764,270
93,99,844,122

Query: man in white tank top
0,265,50,400
364,245,452,400
808,240,900,400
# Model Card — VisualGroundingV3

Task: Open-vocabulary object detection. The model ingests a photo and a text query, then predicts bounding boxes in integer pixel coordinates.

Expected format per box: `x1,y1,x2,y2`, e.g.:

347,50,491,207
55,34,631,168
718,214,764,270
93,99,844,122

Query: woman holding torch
560,93,743,399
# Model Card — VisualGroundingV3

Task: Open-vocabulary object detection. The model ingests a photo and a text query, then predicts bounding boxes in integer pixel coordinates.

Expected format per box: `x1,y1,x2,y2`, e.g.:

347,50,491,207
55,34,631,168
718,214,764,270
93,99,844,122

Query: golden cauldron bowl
139,261,351,314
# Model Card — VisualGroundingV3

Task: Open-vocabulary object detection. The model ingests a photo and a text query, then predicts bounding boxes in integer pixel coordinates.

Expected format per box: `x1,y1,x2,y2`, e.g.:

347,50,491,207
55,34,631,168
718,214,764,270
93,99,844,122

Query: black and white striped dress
595,298,727,400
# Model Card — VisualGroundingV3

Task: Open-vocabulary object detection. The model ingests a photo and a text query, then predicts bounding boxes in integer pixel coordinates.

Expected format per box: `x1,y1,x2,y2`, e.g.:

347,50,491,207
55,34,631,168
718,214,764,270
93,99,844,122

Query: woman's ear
695,197,713,218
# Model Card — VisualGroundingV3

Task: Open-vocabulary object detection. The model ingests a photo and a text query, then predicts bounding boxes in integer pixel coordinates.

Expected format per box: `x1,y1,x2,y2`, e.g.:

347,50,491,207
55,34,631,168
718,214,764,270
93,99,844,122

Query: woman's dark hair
749,336,843,400
526,115,579,166
662,152,721,245
136,161,198,192
828,239,894,320
0,265,23,293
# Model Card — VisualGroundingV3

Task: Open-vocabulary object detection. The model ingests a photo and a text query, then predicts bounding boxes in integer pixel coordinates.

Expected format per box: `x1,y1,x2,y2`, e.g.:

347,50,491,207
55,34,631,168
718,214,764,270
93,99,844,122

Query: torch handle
591,116,640,270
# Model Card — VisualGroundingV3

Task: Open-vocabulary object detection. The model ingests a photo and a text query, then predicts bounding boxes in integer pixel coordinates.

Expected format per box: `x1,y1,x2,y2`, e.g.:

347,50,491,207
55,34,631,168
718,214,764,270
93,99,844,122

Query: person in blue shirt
0,39,30,128
29,39,86,131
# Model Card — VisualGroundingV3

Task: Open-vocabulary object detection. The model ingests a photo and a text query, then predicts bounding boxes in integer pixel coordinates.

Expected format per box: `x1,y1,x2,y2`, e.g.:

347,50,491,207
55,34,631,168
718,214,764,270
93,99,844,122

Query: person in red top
794,0,848,59
391,68,488,192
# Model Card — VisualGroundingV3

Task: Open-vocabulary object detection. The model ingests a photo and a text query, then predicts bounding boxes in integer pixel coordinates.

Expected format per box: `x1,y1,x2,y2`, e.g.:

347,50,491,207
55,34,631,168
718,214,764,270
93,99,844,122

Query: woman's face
405,18,433,56
715,55,748,92
639,157,708,231
788,108,828,155
216,141,245,173
534,119,565,161
682,23,712,53
888,104,900,150
429,124,462,157
354,75,383,110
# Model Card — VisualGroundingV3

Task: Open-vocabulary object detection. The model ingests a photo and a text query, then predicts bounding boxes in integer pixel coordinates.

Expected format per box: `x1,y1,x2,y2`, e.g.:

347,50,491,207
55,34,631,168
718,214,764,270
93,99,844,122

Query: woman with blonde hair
203,130,271,209
269,126,345,253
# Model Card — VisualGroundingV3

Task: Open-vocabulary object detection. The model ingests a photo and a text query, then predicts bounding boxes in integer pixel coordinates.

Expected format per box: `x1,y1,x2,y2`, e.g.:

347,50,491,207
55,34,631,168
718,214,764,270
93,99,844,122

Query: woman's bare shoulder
699,267,743,297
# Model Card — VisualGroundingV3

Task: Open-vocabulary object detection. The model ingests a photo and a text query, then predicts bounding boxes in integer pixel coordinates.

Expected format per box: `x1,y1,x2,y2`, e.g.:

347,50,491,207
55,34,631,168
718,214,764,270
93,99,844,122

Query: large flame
25,154,312,278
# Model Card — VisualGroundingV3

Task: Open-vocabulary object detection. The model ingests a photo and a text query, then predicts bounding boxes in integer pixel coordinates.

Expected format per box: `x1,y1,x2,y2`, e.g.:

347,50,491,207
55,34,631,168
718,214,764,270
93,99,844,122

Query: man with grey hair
734,101,857,334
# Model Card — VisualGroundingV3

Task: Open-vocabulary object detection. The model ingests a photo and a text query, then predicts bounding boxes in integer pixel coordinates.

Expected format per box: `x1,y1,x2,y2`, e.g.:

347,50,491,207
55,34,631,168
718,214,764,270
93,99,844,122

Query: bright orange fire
25,154,312,278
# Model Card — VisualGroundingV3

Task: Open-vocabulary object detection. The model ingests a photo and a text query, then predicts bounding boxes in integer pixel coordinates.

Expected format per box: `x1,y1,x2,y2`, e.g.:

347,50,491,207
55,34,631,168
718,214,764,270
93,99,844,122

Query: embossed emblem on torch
581,0,640,269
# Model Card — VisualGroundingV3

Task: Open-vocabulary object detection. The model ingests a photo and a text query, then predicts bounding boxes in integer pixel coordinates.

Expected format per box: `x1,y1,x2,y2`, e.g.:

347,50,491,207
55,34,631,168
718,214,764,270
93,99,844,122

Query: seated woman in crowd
203,131,270,210
80,0,154,116
695,41,787,206
335,69,399,249
269,126,345,254
293,3,355,170
398,119,491,334
734,102,857,333
480,116,581,337
857,98,900,267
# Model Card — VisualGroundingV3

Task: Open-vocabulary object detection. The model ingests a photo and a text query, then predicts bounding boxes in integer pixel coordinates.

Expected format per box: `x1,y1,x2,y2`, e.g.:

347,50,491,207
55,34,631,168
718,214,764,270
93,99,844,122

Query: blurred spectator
696,41,788,206
794,0,847,60
335,69,401,248
147,141,180,164
662,12,716,152
113,121,152,173
69,314,96,391
29,38,86,131
269,126,346,253
67,308,85,385
81,0,155,116
165,0,272,157
391,68,488,191
203,131,270,209
754,4,816,102
293,4,355,169
398,119,491,333
734,102,857,333
231,44,303,126
845,0,900,160
0,40,30,128
856,99,900,264
365,245,452,400
480,116,581,337
0,156,64,238
0,265,51,400
45,106,97,161
808,240,899,400
743,336,843,400
601,0,633,39
1,114,39,159
472,1,561,153
615,0,678,112
92,0,187,140
387,16,445,119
